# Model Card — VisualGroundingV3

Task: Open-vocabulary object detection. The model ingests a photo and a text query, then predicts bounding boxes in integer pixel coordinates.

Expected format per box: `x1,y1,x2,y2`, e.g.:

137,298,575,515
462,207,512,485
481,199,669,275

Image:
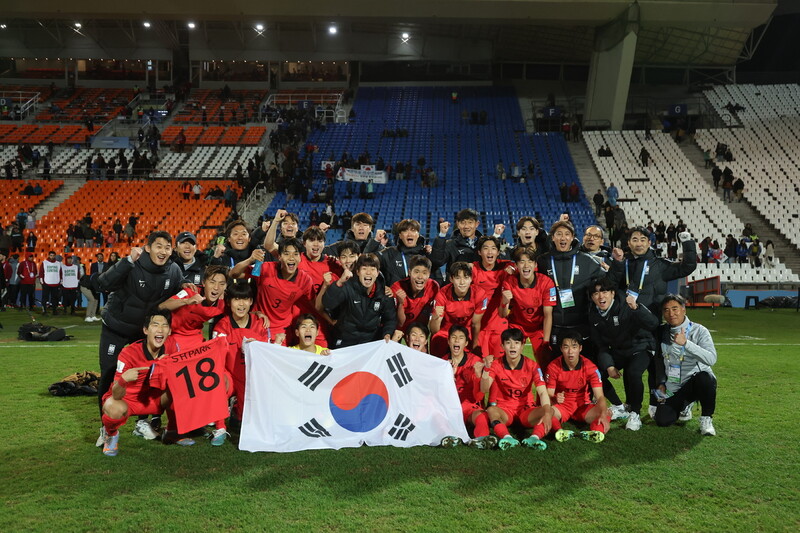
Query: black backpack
18,322,68,342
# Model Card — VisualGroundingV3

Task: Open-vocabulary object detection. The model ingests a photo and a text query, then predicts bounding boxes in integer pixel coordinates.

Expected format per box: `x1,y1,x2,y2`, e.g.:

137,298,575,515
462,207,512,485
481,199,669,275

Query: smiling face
450,272,472,296
663,299,687,327
409,265,430,294
560,338,582,368
146,237,172,267
448,329,468,358
304,238,325,261
338,249,359,272
591,286,614,311
177,240,197,262
518,222,538,245
406,326,428,352
628,231,650,256
399,228,419,248
457,218,479,239
357,265,379,290
281,217,299,238
478,240,499,269
552,227,574,252
295,318,319,350
203,273,228,303
352,221,372,240
229,297,252,321
279,245,301,277
516,255,536,282
144,315,171,354
227,225,250,251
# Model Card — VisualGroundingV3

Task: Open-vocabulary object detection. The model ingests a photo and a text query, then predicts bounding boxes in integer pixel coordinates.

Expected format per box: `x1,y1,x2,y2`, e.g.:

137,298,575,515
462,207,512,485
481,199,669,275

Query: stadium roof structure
1,0,777,67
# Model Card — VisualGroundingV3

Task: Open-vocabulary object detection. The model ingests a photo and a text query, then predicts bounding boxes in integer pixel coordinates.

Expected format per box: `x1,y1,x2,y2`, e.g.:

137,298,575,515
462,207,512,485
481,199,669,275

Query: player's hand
129,247,143,262
273,333,286,346
423,244,432,254
181,282,197,292
320,348,331,356
556,392,566,404
375,229,387,243
322,272,333,286
250,248,266,263
319,222,330,232
394,288,407,302
504,264,516,276
672,327,687,346
612,247,624,261
541,407,553,433
186,293,204,306
559,213,570,222
607,366,621,379
391,330,404,342
450,358,458,376
255,311,270,329
213,244,226,258
337,269,353,286
121,367,148,383
501,289,513,305
483,354,494,368
274,209,287,221
678,231,692,243
383,334,391,343
625,294,638,310
434,305,445,318
493,223,505,236
261,220,271,233
473,360,485,378
384,286,393,298
438,220,450,235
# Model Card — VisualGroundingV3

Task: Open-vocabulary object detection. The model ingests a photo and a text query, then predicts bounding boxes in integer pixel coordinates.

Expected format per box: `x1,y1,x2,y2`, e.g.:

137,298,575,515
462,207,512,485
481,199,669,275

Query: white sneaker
95,426,107,447
85,317,94,322
648,405,657,419
625,412,642,431
699,416,716,436
679,403,694,421
609,404,629,420
132,419,159,440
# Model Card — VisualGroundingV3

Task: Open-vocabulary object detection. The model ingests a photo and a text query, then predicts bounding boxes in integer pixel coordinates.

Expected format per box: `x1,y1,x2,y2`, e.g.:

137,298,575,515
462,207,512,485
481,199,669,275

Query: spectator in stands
568,182,580,203
724,235,737,264
733,177,744,202
430,209,483,283
496,160,505,180
592,190,604,216
736,239,749,264
192,181,202,200
640,147,650,167
181,180,191,200
510,163,521,180
698,237,710,264
559,182,569,203
606,182,619,206
763,240,775,269
25,231,37,253
748,239,762,268
10,225,23,253
721,174,733,203
703,149,712,169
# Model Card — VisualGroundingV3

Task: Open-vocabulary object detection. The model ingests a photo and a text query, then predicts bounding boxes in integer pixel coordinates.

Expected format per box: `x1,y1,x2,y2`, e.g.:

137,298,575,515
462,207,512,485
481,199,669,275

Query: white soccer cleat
132,419,159,440
609,404,629,420
95,426,107,447
699,416,716,436
679,403,694,422
625,412,642,431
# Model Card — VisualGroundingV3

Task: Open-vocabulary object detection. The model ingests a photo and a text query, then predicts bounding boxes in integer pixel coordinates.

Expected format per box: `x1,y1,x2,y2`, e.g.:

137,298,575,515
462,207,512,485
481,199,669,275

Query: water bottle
251,245,265,276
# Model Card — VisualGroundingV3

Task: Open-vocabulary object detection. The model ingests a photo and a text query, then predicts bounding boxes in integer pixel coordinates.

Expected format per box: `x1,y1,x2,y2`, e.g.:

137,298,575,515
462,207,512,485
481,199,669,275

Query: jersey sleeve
540,276,557,306
531,360,546,388
545,360,560,389
585,359,602,388
473,288,488,315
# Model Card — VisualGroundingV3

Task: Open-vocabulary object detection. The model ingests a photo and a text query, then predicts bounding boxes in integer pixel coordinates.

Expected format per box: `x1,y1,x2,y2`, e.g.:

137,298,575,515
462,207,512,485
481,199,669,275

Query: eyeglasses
584,233,603,240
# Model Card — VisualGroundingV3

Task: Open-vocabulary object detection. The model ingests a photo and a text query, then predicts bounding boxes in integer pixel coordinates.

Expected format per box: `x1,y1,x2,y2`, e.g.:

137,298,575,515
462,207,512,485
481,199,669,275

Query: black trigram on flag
386,352,413,387
299,418,331,438
298,361,333,391
388,414,415,441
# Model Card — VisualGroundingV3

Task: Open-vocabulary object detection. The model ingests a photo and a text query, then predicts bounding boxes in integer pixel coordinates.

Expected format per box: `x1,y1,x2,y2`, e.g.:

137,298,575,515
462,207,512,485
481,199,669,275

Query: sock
550,416,562,432
214,420,227,431
472,412,490,437
102,414,127,436
165,406,178,432
491,421,509,439
532,423,546,439
589,419,606,433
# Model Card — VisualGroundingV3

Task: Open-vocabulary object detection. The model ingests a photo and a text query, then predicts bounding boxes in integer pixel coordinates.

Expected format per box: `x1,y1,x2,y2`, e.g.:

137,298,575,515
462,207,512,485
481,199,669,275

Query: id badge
626,289,639,301
668,364,681,384
559,289,576,308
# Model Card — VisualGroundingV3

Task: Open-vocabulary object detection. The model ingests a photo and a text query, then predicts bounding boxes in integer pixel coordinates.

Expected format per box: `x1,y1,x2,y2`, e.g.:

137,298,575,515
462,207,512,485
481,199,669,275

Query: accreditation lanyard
401,253,408,277
551,256,577,308
625,259,648,301
551,256,577,289
666,322,692,364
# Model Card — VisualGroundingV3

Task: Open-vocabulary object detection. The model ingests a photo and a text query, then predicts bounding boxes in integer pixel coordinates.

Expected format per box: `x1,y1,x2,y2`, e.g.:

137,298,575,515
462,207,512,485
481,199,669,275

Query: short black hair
501,328,525,343
588,276,616,296
278,238,303,255
144,310,172,328
405,322,429,338
408,255,432,272
455,208,479,223
661,293,686,308
147,231,172,246
294,313,319,328
225,280,254,301
449,261,472,279
337,240,360,257
448,324,470,339
558,330,583,346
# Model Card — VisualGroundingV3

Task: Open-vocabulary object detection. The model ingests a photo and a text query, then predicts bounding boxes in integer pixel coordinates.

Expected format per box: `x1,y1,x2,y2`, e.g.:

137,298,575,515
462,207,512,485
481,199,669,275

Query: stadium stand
0,179,62,214
269,88,342,105
0,124,92,145
35,88,135,122
174,89,267,123
696,84,800,250
265,86,595,244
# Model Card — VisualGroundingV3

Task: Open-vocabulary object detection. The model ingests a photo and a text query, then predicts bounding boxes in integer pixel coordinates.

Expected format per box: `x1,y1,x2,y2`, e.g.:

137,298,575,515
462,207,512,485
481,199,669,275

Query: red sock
102,414,127,436
550,416,562,432
492,422,510,438
589,419,606,433
214,420,227,431
532,423,546,439
473,412,490,437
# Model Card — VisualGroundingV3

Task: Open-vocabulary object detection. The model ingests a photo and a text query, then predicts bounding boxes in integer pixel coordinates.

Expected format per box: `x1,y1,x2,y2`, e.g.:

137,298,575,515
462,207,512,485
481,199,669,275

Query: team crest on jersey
480,298,488,311
108,344,116,355
138,279,146,288
373,301,381,312
613,316,619,326
193,274,201,284
573,265,580,275
164,279,171,289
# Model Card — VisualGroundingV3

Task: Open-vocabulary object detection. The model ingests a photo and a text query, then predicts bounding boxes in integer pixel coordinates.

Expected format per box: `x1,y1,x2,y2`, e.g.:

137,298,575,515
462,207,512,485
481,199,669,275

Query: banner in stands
320,160,336,171
339,168,387,184
239,341,468,453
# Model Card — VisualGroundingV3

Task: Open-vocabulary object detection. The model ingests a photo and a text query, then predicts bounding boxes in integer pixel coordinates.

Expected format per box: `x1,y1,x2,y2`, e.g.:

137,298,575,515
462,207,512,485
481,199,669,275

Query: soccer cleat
679,403,694,422
625,412,642,431
95,426,107,447
699,416,716,436
498,435,520,450
579,430,605,443
132,419,159,440
210,428,229,446
521,435,548,451
102,433,119,457
555,429,575,442
84,317,94,323
609,404,629,420
162,431,196,446
468,436,498,450
648,405,658,419
439,436,461,448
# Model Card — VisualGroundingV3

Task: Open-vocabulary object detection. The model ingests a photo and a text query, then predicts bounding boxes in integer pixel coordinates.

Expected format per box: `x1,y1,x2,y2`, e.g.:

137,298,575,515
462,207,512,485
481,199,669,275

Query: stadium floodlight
401,32,410,43
255,24,264,32
0,24,7,30
74,22,82,29
143,21,151,28
329,25,337,35
187,22,196,29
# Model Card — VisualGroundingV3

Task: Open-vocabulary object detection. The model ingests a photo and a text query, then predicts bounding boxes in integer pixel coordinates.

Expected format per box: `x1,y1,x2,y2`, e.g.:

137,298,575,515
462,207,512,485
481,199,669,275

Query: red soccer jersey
488,355,545,409
103,340,163,402
391,277,439,332
168,286,226,349
298,253,343,295
150,337,229,434
249,261,314,335
212,312,270,389
442,351,483,404
546,355,602,406
434,284,488,334
472,261,512,332
502,273,557,333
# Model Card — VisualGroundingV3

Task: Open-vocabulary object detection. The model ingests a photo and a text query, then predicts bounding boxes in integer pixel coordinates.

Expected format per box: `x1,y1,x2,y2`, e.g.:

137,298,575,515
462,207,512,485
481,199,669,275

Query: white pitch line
0,344,99,348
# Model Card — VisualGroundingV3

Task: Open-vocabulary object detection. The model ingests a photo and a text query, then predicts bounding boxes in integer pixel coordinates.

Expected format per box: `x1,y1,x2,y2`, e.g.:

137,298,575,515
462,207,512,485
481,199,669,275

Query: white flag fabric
239,340,469,453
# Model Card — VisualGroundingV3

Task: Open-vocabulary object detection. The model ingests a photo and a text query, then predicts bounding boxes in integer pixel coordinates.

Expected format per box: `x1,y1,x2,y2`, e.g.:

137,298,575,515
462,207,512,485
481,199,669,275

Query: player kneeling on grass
481,328,552,450
290,314,332,355
440,325,494,449
653,294,718,436
101,311,179,456
546,331,609,443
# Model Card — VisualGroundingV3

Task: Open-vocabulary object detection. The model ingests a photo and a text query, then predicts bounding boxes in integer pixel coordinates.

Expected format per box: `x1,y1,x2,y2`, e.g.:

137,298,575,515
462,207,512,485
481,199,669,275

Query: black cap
176,231,197,244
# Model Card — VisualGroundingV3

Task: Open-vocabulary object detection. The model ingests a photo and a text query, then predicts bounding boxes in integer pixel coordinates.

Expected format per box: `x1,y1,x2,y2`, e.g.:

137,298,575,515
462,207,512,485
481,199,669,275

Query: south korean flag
239,341,468,453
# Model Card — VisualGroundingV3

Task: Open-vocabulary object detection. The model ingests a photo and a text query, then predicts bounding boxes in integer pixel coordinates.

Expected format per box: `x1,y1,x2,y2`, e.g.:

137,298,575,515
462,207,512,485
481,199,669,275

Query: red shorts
102,390,164,416
553,402,594,423
460,400,483,422
492,403,537,427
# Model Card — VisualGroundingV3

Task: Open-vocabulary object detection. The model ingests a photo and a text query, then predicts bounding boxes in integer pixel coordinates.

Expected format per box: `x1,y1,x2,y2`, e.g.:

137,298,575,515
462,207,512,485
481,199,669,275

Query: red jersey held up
546,355,602,407
442,351,483,405
488,356,545,409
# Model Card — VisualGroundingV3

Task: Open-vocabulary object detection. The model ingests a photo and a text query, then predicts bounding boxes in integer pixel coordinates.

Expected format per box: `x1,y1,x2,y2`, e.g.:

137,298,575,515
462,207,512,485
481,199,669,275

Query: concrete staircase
34,177,87,218
680,140,800,275
569,138,606,227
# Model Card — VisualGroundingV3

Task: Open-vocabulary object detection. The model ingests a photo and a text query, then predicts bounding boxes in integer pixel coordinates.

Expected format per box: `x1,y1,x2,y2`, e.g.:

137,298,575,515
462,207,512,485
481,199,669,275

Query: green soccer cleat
498,435,520,450
579,430,605,443
102,433,119,457
468,436,498,450
521,435,548,451
439,436,462,448
555,429,575,442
